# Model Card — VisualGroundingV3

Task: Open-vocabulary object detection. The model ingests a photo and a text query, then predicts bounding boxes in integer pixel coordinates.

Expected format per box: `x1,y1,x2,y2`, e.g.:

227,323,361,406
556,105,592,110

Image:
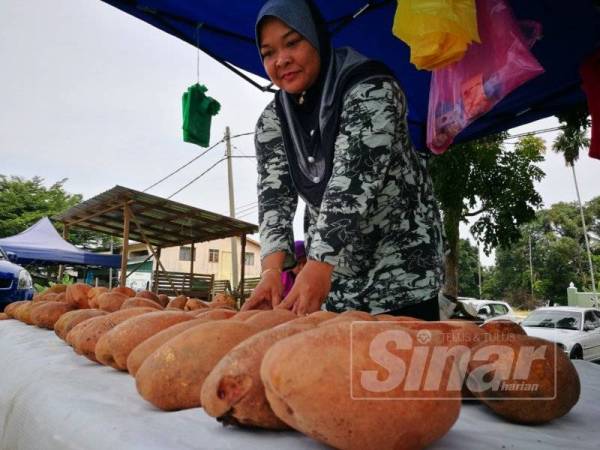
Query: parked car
521,306,600,361
0,246,34,311
457,297,518,322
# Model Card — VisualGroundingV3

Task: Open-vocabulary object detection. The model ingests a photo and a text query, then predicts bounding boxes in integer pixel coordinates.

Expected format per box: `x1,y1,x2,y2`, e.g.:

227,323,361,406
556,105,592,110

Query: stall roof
0,217,121,268
98,1,600,151
54,186,258,248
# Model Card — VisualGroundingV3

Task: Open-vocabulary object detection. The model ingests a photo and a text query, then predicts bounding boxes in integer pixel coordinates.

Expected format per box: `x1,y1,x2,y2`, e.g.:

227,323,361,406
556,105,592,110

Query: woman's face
259,17,321,94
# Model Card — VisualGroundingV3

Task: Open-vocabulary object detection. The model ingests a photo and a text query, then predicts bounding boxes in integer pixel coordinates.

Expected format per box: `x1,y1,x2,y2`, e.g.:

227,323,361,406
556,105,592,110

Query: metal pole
109,237,114,289
190,243,195,277
239,233,247,309
153,247,161,293
58,225,69,282
225,126,239,288
529,233,535,303
120,204,131,287
477,243,482,299
571,164,597,307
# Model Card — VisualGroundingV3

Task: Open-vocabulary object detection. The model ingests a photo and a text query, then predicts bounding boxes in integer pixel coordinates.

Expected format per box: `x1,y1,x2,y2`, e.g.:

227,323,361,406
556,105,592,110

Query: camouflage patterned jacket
255,78,444,313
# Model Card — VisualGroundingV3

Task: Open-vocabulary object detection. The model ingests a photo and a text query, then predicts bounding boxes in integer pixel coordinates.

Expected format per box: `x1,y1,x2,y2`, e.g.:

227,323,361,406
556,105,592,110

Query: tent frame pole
57,225,69,282
120,204,131,287
153,247,161,293
238,233,247,308
189,241,195,280
126,253,153,279
127,209,180,296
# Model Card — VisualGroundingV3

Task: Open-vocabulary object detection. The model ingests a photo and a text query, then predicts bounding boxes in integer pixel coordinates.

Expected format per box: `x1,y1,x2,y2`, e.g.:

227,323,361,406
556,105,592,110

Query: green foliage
553,105,590,166
0,175,116,250
34,274,74,293
431,133,545,253
457,239,480,298
486,198,600,306
480,265,503,299
429,133,546,296
0,175,81,238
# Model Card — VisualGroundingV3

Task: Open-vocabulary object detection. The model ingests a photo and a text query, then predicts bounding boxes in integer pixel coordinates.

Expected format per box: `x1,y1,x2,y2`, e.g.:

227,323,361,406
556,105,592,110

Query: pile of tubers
2,285,582,450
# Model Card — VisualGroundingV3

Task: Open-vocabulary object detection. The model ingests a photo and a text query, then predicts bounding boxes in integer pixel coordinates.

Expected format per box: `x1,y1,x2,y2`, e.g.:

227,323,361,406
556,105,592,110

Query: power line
167,156,227,199
237,206,258,217
148,123,562,194
143,131,255,193
235,203,258,215
233,145,251,158
236,201,258,210
507,126,565,140
231,131,255,139
235,199,258,209
143,139,224,192
236,208,258,219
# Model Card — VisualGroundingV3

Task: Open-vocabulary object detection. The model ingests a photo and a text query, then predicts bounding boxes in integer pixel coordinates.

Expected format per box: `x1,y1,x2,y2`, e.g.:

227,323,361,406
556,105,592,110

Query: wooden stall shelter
54,185,258,299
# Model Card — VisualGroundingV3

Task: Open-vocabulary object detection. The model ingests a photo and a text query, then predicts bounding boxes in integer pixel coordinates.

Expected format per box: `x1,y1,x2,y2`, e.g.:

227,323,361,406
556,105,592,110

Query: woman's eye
286,38,300,48
261,50,273,59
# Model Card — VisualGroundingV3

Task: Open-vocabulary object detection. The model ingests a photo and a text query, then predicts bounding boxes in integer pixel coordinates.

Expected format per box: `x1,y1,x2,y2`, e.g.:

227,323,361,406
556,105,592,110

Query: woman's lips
281,71,299,81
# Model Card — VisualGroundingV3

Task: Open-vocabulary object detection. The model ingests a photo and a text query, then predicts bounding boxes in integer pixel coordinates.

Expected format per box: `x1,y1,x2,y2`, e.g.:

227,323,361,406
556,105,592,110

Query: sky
1,0,599,267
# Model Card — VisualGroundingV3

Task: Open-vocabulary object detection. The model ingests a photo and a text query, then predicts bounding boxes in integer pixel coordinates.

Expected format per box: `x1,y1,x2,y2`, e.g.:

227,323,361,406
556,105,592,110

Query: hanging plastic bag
182,84,221,148
426,0,544,154
392,0,480,70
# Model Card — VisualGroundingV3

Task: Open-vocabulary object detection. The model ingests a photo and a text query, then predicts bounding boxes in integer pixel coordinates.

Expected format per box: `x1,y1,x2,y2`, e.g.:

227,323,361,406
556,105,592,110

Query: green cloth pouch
182,84,221,147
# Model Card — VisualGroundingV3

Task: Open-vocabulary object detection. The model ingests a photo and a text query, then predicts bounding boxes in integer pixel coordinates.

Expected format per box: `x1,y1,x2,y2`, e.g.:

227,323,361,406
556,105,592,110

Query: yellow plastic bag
392,0,480,70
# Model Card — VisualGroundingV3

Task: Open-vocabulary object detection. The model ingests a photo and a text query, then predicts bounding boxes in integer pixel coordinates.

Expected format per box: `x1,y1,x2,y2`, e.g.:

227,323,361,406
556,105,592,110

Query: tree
585,196,600,243
480,265,503,300
488,199,600,306
0,175,114,249
552,106,597,293
429,134,545,297
457,239,480,298
552,105,590,166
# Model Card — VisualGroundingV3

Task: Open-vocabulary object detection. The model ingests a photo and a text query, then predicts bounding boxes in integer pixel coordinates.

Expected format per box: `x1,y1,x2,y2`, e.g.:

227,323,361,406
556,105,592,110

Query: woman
242,0,444,320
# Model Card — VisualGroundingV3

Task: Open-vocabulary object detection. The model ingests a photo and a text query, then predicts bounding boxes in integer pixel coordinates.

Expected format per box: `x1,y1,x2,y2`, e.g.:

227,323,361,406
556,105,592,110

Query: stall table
0,321,598,450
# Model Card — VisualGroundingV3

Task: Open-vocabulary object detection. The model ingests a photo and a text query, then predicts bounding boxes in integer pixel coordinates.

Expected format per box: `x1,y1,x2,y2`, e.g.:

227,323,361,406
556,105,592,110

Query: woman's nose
275,51,290,68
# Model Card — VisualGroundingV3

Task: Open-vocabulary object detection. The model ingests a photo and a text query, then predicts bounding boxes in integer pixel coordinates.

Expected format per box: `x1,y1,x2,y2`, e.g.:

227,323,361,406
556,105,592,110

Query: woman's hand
277,260,333,315
241,252,287,311
240,269,283,311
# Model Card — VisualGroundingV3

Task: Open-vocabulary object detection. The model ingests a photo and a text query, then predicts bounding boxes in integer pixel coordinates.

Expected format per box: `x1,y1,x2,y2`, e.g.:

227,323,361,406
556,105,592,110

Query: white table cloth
1,320,598,450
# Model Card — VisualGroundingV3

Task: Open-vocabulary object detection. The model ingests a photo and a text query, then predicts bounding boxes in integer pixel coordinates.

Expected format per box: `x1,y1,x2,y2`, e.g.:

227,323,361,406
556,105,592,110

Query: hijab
256,0,394,207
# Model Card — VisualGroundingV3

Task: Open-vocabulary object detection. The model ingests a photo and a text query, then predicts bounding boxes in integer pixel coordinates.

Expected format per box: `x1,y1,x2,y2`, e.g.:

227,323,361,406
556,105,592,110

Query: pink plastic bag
426,0,544,154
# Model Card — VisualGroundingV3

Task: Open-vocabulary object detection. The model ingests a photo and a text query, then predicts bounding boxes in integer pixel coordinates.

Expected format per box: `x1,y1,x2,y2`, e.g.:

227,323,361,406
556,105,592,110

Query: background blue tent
98,1,600,151
0,217,121,268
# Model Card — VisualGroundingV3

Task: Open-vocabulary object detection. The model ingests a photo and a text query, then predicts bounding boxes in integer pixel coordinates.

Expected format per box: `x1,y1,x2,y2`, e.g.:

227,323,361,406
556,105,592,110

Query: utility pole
109,237,114,289
225,127,239,289
571,164,597,307
529,233,534,303
477,243,482,299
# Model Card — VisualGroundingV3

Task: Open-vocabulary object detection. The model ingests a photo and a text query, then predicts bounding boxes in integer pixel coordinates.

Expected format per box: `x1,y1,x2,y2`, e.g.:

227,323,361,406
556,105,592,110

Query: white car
521,306,600,361
457,298,517,322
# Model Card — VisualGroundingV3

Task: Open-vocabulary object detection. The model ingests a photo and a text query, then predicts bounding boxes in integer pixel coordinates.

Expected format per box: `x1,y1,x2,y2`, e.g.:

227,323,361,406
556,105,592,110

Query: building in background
124,237,261,291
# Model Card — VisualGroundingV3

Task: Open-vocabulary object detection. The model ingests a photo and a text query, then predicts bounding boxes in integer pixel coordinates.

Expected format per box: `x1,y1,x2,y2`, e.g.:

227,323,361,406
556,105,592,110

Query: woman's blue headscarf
256,0,394,207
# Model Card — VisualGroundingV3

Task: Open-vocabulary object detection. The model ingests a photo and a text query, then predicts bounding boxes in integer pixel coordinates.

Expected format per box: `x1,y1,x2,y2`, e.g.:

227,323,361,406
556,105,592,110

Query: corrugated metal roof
54,186,258,248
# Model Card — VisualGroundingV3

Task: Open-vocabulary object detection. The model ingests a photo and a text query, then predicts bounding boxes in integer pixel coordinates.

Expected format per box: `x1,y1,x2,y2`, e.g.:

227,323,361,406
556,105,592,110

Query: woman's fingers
242,275,284,311
241,288,272,311
277,292,297,310
240,294,263,311
271,286,282,308
295,299,308,315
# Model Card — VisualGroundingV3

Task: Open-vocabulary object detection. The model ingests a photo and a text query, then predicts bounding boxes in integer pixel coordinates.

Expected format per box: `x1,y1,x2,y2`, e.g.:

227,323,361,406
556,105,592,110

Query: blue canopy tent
0,217,121,268
98,0,600,151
